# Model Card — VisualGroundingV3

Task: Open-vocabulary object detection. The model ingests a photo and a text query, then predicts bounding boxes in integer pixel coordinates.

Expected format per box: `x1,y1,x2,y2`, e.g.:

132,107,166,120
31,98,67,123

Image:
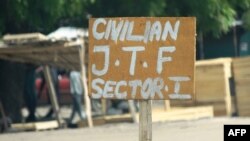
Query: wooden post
233,25,238,57
164,100,171,111
101,99,107,115
139,100,152,141
79,41,93,127
44,65,62,127
198,31,204,59
128,100,138,123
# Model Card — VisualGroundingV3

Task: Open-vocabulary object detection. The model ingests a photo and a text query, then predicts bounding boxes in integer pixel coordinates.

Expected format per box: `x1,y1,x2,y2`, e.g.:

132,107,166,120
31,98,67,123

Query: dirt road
1,117,250,141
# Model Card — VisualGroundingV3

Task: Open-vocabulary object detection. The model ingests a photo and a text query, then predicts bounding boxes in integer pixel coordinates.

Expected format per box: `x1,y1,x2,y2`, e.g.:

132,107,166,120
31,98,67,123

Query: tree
236,0,250,30
1,0,250,37
86,0,165,17
163,0,237,38
0,0,88,35
86,0,245,38
162,0,236,58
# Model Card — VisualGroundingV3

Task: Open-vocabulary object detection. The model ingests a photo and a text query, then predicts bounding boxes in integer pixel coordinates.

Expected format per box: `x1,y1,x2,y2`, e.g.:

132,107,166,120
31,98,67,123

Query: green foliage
87,0,165,17
164,0,236,37
1,0,250,37
242,10,250,30
234,0,250,31
0,0,88,35
229,0,250,10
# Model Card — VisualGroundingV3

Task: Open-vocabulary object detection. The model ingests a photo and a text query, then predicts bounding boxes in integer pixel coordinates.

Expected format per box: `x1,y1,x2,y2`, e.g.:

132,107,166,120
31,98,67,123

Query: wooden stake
128,100,138,123
139,100,152,141
44,65,62,127
101,99,107,115
164,100,171,111
79,41,93,127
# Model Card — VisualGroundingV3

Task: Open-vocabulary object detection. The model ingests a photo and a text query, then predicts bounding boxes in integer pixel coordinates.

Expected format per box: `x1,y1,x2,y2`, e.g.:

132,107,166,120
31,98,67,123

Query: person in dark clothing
23,64,37,122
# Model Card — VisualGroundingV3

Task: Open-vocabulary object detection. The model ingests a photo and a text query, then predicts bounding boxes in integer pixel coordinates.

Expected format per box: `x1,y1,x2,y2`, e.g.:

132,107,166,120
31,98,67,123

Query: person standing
23,64,37,122
68,71,86,124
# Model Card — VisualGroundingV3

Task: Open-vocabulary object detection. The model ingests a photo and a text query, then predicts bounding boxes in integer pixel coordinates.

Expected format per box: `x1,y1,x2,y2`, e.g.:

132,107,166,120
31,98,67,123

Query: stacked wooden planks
195,58,233,116
170,58,234,116
233,56,250,116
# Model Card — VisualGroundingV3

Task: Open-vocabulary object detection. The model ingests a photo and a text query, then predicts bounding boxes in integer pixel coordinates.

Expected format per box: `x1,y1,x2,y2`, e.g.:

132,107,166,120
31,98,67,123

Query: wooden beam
3,33,47,43
12,120,59,131
44,65,62,127
101,99,107,115
79,40,93,127
128,100,138,123
164,100,171,111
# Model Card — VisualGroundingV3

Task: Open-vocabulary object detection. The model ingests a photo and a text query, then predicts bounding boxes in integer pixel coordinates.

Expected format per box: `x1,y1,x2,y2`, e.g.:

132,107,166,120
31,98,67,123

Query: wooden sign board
89,17,196,100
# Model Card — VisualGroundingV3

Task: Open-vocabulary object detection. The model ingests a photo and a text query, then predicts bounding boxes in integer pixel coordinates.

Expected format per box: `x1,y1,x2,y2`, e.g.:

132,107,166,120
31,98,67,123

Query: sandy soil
1,117,250,141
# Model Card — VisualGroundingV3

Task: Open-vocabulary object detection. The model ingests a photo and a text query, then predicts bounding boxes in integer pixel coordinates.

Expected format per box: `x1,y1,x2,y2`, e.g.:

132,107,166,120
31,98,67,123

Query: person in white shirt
68,71,86,124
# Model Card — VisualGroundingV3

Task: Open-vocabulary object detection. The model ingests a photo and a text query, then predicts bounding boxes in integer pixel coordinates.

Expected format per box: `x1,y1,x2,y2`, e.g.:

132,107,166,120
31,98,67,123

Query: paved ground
1,117,250,141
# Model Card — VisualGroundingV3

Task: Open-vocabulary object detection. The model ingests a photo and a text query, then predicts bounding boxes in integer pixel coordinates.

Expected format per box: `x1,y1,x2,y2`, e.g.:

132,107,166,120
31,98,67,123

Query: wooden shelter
1,33,81,70
0,33,93,128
